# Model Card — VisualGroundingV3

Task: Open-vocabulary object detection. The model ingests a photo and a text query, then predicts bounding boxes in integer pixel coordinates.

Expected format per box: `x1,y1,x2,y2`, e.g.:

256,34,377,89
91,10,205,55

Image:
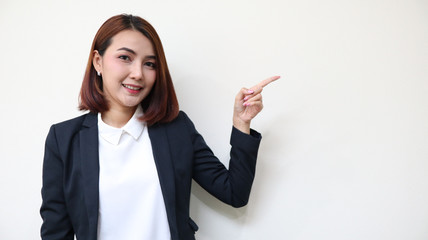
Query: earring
97,71,101,76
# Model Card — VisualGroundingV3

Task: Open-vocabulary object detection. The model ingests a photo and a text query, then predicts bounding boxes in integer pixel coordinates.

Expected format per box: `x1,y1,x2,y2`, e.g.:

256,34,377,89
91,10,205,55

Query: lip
122,83,143,94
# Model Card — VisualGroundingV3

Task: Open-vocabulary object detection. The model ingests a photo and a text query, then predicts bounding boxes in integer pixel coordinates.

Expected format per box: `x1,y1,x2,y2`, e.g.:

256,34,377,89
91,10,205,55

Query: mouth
122,84,142,90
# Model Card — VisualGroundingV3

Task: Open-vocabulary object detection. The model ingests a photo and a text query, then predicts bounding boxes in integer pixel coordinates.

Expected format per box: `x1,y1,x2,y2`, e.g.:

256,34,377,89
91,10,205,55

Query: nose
129,63,143,80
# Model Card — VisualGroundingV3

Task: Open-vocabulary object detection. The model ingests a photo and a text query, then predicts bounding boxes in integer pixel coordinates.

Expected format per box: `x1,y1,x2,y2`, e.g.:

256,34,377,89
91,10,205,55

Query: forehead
108,30,154,54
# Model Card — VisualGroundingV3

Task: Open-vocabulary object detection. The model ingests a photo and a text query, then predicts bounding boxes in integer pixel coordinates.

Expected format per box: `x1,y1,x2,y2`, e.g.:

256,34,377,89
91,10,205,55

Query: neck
101,106,137,128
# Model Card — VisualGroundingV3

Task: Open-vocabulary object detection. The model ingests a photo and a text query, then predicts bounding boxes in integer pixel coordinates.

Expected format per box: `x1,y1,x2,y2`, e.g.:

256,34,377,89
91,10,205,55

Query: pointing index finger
257,76,281,89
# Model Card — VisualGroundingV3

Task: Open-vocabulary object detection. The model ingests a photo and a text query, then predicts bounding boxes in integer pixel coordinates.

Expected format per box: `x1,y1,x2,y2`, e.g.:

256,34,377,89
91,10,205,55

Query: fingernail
243,102,250,107
247,90,254,94
244,96,249,101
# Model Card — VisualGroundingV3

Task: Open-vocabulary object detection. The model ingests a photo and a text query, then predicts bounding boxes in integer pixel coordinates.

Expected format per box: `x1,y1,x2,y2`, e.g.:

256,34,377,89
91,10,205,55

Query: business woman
40,14,279,240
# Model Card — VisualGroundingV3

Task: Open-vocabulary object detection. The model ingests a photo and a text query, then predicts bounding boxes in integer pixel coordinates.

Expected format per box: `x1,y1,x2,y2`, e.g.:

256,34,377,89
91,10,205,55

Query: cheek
145,70,157,86
103,58,124,76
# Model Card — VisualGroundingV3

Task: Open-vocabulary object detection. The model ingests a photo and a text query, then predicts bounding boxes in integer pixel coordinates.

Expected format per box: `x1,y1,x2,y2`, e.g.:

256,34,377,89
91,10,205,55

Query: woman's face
93,30,157,112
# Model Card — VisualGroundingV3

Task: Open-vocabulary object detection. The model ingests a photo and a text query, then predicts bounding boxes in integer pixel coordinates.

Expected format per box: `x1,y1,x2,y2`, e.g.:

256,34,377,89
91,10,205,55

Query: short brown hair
79,14,179,126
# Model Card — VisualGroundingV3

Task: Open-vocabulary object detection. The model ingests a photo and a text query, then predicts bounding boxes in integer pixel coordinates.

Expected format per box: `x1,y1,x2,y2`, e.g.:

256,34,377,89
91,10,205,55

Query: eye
144,62,156,69
118,55,131,61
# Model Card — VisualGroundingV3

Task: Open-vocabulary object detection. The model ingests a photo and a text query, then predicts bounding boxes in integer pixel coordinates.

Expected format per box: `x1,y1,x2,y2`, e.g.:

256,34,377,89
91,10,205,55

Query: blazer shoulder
170,110,195,129
176,110,190,122
160,110,191,126
51,112,96,136
152,110,196,135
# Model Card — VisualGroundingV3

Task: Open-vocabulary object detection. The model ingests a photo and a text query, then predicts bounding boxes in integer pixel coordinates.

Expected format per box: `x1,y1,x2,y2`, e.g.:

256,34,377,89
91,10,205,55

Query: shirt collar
98,105,145,145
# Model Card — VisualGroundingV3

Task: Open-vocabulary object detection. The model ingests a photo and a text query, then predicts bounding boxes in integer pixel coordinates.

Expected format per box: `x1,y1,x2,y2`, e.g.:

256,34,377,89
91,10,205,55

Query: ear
93,50,103,73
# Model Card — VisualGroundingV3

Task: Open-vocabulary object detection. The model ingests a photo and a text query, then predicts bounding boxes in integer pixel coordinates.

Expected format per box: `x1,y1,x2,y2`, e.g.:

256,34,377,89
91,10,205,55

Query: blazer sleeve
40,125,74,239
182,113,262,207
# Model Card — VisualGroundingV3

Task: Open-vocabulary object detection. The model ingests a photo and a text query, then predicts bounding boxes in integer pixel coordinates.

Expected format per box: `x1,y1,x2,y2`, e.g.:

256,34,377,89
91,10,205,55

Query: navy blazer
40,111,261,240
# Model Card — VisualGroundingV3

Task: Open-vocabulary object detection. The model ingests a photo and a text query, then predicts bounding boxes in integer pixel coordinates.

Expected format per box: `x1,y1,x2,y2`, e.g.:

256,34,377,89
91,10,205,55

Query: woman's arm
183,113,261,207
187,76,279,207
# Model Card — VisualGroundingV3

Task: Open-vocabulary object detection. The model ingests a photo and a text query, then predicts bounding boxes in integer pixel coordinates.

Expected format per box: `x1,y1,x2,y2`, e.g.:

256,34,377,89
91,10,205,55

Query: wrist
233,117,250,134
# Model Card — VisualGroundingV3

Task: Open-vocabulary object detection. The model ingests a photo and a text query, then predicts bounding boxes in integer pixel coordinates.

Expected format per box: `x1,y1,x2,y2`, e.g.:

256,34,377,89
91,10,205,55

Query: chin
121,97,145,108
124,102,141,108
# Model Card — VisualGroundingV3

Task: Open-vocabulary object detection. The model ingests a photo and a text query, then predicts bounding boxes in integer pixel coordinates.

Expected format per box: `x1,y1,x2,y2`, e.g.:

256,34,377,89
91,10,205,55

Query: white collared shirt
97,106,170,240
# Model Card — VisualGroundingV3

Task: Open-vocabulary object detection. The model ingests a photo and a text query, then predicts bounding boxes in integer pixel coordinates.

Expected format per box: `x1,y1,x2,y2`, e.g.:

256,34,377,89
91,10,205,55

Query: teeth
123,84,141,90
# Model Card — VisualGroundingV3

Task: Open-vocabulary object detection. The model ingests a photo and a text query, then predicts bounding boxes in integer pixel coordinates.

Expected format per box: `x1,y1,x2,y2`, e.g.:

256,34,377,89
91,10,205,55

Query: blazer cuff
231,126,262,148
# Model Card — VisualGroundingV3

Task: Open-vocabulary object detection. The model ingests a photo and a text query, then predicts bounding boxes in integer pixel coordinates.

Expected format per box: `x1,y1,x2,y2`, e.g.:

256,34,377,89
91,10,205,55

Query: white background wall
0,0,427,239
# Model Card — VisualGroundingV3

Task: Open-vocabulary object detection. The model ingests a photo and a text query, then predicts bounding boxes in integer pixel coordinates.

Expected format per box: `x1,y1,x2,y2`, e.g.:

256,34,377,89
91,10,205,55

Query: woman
40,14,279,240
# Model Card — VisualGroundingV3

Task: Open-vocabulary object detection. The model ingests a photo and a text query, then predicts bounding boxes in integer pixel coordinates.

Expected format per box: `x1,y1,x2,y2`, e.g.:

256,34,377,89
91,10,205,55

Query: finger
238,75,279,102
254,76,281,89
243,92,258,101
235,87,247,100
243,99,264,109
243,93,262,106
243,93,262,103
237,87,255,101
247,76,280,96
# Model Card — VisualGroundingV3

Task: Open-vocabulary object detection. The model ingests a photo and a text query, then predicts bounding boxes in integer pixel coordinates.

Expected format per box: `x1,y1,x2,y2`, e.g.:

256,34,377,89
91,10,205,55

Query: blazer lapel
148,124,179,240
79,113,100,236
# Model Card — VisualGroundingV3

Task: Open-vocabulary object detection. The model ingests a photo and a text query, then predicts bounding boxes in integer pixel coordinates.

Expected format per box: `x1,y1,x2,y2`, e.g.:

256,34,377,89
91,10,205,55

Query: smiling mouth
122,84,142,91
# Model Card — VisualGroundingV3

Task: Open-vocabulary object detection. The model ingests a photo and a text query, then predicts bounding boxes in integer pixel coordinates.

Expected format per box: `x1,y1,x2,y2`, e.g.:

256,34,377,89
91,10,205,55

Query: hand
233,76,280,134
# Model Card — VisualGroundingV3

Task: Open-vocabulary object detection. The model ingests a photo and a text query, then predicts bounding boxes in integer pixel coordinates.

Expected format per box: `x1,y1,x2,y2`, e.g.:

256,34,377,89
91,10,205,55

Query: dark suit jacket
40,111,261,240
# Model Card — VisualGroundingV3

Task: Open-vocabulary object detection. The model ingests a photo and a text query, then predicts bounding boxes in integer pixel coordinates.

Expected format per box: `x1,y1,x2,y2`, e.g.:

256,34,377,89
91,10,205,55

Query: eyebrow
117,47,156,59
117,47,136,54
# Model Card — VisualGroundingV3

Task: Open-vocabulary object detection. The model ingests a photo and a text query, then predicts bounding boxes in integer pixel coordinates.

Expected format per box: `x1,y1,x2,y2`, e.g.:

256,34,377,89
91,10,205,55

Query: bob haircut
79,14,179,126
